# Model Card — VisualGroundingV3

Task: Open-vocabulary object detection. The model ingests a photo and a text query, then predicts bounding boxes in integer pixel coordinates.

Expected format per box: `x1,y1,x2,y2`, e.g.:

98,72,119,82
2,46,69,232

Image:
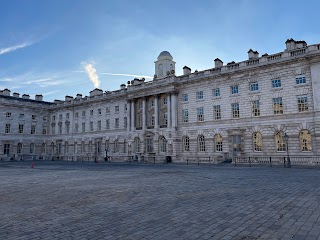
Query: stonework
1,38,320,163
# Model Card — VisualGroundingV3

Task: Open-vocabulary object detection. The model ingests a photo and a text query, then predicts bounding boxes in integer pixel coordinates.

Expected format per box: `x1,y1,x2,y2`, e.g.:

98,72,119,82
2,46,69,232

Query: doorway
232,135,242,156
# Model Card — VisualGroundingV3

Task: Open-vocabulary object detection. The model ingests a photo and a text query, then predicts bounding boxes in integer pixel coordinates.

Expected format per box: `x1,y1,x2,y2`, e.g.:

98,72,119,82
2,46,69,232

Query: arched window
105,140,109,152
81,141,85,153
198,135,206,152
300,130,312,151
159,136,167,153
214,134,223,152
253,132,262,151
65,142,69,154
182,136,190,152
275,131,286,152
17,143,23,154
41,143,46,154
134,137,140,153
30,143,35,154
74,142,78,153
51,142,55,154
114,140,119,152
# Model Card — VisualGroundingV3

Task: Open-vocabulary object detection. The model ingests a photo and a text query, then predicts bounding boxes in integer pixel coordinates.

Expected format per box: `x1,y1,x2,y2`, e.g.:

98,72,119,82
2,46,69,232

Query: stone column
127,100,131,132
142,97,146,130
171,93,177,129
167,93,171,128
131,100,135,131
154,95,159,129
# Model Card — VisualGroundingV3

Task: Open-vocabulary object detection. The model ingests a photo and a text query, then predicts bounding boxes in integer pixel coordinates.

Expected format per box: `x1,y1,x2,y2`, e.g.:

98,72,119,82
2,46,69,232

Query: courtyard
0,161,320,240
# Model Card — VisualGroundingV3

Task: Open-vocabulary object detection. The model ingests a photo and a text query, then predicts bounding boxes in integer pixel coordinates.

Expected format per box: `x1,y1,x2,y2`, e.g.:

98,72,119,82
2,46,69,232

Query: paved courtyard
0,162,320,240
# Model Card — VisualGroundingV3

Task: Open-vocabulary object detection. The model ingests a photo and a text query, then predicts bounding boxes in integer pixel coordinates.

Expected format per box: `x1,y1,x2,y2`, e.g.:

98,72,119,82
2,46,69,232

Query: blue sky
0,0,319,101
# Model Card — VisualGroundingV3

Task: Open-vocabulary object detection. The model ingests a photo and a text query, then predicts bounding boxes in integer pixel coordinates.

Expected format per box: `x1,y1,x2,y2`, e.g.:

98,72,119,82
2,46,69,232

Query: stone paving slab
0,161,320,240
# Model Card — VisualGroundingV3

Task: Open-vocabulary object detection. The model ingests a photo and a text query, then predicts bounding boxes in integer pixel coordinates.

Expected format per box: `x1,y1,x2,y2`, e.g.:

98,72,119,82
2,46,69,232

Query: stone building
1,38,320,163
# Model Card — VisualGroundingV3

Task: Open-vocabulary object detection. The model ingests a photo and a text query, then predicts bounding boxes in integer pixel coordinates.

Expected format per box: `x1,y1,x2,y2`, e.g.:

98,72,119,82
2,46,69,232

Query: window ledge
196,99,204,102
250,90,260,94
271,87,283,91
294,83,309,87
230,93,239,97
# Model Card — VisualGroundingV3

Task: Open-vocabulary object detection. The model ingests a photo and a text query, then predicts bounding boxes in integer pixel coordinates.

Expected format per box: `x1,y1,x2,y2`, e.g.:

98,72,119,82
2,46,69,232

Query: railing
227,64,240,70
290,48,306,56
267,53,282,61
246,59,259,66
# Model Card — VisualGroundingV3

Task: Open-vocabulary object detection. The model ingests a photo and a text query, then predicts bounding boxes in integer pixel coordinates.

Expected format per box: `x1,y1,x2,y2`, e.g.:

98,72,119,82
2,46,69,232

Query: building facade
1,38,320,163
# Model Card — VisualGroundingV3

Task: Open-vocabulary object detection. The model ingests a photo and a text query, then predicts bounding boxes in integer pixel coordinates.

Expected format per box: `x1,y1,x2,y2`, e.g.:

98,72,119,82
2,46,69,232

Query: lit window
273,97,283,114
182,136,190,152
272,79,281,88
250,82,259,92
197,107,204,122
300,130,312,151
196,91,204,100
213,88,220,97
275,131,286,152
231,85,238,94
253,132,262,151
297,96,308,112
296,76,306,84
213,105,221,120
215,134,223,152
182,109,188,123
231,103,240,118
251,100,260,117
198,135,206,152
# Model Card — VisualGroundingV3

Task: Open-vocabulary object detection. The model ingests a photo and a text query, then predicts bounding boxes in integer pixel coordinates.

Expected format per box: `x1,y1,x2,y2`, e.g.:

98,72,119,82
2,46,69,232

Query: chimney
22,94,30,99
13,92,20,98
89,88,103,97
35,94,43,101
3,88,10,96
65,95,73,101
120,84,126,90
285,38,295,50
248,49,259,59
76,94,82,100
214,58,223,68
183,66,191,75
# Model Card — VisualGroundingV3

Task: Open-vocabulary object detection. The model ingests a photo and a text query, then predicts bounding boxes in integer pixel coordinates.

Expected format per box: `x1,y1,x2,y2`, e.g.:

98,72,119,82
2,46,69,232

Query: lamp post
284,133,291,168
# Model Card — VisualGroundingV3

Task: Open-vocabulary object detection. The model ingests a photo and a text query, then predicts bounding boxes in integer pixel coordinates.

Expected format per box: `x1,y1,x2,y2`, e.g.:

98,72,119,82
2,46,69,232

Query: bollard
283,157,286,168
154,157,155,164
234,158,236,166
187,159,188,165
270,157,272,167
249,157,251,167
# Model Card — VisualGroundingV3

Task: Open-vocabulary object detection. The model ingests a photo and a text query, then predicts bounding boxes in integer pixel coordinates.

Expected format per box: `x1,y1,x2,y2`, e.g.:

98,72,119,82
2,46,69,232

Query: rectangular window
32,115,36,120
5,124,11,133
90,110,93,116
213,105,221,120
66,113,70,119
3,144,10,155
59,114,62,120
197,107,204,122
298,96,308,112
52,115,56,121
163,97,167,105
296,76,306,84
58,124,62,134
43,116,48,121
19,113,24,119
124,117,127,129
196,91,204,100
124,104,127,111
251,100,260,117
82,111,86,117
273,97,283,114
231,85,238,94
75,112,79,118
42,127,47,135
106,119,110,130
31,125,36,134
82,122,85,132
250,82,259,92
106,107,110,114
151,115,155,126
97,120,101,130
115,118,119,129
231,103,240,118
6,112,11,118
164,113,168,125
66,124,70,134
98,109,102,115
75,123,78,133
272,79,281,88
19,124,24,134
115,106,119,112
182,109,189,123
182,94,188,102
90,122,94,131
213,88,220,97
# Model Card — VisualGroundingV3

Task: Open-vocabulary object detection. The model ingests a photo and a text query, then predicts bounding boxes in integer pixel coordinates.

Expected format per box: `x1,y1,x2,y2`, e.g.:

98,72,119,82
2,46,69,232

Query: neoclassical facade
1,38,320,163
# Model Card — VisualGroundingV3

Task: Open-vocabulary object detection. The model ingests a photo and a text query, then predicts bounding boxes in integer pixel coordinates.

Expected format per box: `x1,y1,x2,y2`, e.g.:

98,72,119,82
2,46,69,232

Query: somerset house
1,38,320,164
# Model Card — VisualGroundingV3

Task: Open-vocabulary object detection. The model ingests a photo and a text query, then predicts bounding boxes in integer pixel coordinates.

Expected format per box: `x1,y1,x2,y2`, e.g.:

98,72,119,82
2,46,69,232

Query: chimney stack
214,58,223,68
65,95,73,101
183,66,191,75
13,92,20,98
3,89,11,96
76,94,82,100
35,94,43,101
22,94,30,99
248,49,259,59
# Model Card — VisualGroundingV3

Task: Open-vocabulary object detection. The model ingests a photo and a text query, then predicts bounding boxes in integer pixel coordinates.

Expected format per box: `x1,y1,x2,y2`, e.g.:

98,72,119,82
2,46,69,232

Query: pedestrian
104,149,108,162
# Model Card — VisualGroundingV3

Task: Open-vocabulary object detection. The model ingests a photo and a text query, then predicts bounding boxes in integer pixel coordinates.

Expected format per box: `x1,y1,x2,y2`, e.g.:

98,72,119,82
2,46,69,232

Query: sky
0,0,319,101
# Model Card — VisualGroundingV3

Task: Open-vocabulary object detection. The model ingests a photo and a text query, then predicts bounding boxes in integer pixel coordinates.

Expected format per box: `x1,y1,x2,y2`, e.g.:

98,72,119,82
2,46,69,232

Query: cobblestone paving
0,161,320,240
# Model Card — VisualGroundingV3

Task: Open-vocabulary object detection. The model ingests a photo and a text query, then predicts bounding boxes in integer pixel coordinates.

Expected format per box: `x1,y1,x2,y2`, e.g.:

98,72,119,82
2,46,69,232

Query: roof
157,51,173,60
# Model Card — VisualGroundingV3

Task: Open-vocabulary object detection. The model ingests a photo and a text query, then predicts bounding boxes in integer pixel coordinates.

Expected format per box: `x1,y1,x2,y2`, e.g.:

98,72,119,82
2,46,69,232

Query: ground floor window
182,136,190,152
145,138,153,153
4,144,10,155
253,132,262,151
300,130,312,151
159,136,167,153
275,131,286,152
198,135,206,152
17,143,23,154
134,137,140,153
215,134,223,152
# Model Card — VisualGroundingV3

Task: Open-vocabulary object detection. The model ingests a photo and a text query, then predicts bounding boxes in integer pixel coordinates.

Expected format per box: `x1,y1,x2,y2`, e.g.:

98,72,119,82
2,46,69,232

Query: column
171,93,177,128
167,93,171,128
131,100,135,131
142,97,146,130
154,95,159,129
127,100,131,131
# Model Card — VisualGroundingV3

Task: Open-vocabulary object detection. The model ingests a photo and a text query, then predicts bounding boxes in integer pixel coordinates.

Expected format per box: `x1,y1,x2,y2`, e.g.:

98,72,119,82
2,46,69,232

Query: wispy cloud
0,42,33,55
73,70,153,79
82,63,101,88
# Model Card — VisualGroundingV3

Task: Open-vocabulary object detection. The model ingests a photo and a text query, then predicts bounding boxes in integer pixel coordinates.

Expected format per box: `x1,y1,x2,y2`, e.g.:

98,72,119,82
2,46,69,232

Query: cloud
82,63,100,88
73,70,153,79
0,42,33,55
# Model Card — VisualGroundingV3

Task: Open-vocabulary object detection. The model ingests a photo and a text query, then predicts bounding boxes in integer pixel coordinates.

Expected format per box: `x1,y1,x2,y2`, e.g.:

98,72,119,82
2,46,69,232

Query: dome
157,51,173,60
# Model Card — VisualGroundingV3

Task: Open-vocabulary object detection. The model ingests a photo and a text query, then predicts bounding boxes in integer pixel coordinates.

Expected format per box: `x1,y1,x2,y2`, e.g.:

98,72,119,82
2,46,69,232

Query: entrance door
232,135,241,156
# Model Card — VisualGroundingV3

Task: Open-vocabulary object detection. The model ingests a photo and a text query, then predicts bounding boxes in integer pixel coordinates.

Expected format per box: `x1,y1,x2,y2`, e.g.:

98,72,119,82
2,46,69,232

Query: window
106,107,110,114
198,135,206,152
31,125,36,134
124,104,127,111
65,142,69,154
273,97,283,114
59,114,62,120
272,79,281,88
197,107,204,122
75,123,79,133
182,136,190,152
114,140,119,152
150,101,154,107
82,122,85,132
81,141,85,153
162,97,167,106
250,82,259,92
182,109,189,123
41,143,46,154
159,136,167,153
300,130,312,151
19,113,24,119
90,110,93,116
214,134,223,152
30,143,35,154
182,94,188,102
231,103,240,118
52,116,56,121
66,124,70,134
90,122,94,131
213,88,220,97
115,118,119,129
213,105,221,120
58,124,62,134
97,120,101,131
75,112,79,118
89,141,92,153
6,112,11,118
145,138,153,153
3,144,10,155
17,143,23,154
231,85,238,94
82,111,86,117
115,106,119,112
251,100,260,117
138,101,143,109
196,91,204,100
43,116,48,121
124,117,127,129
19,124,24,134
5,124,11,133
164,113,168,125
134,137,140,153
42,127,47,135
275,131,286,152
66,113,69,119
253,132,262,151
32,115,36,120
51,123,55,134
296,76,306,84
98,109,102,115
151,115,155,126
106,119,110,130
74,142,78,154
297,96,308,112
